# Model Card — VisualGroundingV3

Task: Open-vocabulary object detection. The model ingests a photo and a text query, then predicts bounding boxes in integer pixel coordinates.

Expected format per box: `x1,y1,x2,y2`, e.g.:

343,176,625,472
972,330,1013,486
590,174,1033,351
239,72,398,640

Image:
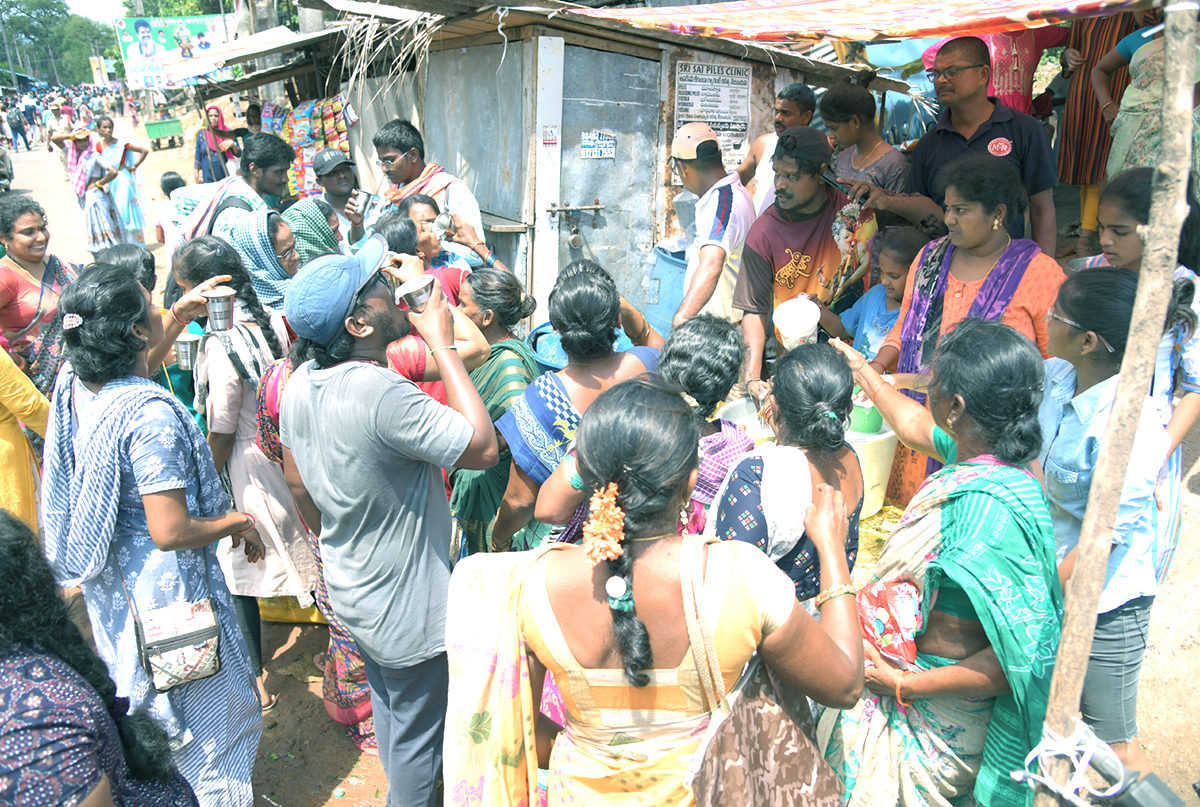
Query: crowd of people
0,18,1196,807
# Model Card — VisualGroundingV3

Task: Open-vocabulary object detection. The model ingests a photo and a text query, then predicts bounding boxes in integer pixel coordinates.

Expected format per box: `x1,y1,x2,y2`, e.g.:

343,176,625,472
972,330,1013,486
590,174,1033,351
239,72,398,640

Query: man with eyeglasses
735,83,817,215
733,126,875,403
363,119,487,267
670,122,756,326
279,239,497,807
845,36,1058,255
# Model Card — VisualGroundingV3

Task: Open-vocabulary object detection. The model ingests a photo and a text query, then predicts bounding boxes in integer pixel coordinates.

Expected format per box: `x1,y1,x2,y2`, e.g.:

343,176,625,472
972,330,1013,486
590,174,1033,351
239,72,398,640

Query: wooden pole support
1031,3,1197,804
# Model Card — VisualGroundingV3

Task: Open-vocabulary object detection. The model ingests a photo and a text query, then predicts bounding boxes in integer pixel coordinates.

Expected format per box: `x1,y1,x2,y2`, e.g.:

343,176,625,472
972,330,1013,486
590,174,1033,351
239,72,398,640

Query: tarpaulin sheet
572,0,1157,42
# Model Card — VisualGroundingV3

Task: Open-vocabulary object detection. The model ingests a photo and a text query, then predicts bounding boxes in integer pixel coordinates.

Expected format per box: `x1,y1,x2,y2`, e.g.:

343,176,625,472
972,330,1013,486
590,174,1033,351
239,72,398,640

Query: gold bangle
430,344,458,355
634,316,650,344
896,670,916,707
869,378,886,399
814,583,856,608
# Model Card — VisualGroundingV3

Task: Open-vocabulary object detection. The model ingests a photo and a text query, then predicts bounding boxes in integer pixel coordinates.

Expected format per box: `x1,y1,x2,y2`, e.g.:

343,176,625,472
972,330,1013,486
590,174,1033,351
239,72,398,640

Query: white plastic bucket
846,427,899,519
773,297,821,350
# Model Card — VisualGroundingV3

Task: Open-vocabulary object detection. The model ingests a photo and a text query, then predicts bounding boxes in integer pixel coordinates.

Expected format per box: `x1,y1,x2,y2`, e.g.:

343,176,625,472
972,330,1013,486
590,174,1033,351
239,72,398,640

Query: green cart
145,117,185,150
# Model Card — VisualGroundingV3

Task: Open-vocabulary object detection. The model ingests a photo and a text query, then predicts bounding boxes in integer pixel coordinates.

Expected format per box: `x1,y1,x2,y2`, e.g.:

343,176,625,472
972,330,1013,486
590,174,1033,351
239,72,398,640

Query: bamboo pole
1031,2,1196,804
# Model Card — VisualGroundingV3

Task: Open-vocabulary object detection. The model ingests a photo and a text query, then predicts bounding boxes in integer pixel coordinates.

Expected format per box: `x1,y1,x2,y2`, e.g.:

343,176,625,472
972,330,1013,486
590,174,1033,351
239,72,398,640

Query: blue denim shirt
1037,359,1169,612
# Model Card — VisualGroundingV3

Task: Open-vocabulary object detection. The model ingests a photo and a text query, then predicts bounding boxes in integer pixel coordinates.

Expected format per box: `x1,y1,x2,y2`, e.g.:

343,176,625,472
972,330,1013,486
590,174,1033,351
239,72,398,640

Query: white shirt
685,171,755,322
437,179,485,267
333,209,355,255
752,132,779,216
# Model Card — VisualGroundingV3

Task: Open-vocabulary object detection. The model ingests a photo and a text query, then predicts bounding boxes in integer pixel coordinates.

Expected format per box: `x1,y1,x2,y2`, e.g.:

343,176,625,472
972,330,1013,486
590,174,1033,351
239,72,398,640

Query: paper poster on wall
581,130,616,159
674,61,752,168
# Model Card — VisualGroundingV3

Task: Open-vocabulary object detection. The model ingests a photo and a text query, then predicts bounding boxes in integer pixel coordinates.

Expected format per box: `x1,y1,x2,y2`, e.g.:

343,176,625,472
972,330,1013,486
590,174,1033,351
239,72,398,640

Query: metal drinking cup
174,334,201,371
396,275,435,313
202,286,236,331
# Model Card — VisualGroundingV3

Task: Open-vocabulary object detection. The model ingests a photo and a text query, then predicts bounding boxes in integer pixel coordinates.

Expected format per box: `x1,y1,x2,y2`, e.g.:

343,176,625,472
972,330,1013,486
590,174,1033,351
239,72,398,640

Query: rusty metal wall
555,44,662,306
423,42,530,222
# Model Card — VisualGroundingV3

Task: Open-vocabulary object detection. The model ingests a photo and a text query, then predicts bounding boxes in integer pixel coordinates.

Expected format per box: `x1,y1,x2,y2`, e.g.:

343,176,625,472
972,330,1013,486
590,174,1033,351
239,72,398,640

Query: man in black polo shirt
847,36,1058,254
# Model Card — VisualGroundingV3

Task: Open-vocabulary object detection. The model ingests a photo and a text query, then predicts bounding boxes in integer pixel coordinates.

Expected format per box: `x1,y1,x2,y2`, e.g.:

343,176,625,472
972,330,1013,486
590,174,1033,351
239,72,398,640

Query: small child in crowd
814,226,930,360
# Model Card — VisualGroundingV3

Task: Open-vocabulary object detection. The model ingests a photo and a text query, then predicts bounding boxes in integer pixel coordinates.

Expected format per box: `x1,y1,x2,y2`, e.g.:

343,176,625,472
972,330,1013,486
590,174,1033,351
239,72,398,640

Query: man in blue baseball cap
278,238,497,806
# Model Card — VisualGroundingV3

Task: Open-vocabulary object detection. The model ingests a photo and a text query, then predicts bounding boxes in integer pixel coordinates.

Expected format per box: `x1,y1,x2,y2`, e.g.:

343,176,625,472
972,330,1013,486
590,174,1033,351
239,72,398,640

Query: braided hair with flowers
576,376,700,687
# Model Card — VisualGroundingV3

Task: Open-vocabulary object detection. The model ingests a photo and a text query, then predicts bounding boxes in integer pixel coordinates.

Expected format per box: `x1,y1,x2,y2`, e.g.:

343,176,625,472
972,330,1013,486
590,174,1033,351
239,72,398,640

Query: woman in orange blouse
871,154,1063,504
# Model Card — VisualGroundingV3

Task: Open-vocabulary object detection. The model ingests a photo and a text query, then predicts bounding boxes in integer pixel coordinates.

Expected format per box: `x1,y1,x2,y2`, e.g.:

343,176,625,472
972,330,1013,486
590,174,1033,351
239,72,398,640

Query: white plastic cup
773,296,821,350
174,334,201,371
202,286,236,331
396,275,435,313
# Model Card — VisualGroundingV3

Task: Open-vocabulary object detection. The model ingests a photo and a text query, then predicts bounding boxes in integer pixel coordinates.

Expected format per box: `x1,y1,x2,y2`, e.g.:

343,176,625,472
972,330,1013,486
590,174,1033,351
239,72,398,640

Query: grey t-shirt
833,145,908,194
280,360,473,667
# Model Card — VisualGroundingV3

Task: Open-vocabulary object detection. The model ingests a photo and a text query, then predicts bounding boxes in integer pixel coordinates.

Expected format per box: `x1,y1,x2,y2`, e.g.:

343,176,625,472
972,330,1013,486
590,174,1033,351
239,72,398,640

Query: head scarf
229,210,291,310
204,105,236,160
66,132,96,199
282,198,341,267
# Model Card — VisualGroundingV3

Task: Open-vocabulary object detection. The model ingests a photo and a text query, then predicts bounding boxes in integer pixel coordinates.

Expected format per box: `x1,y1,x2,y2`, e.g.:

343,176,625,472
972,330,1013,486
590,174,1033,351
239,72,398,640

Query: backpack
6,109,22,128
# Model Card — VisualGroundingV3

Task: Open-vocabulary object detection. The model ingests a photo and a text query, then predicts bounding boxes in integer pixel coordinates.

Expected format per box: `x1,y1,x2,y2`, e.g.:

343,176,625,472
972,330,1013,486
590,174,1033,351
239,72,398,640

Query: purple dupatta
896,235,1041,474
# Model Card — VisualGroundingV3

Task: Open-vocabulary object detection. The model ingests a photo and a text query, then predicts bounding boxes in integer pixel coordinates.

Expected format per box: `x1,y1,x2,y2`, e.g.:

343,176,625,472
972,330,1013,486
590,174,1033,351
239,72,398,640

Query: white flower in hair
62,312,84,330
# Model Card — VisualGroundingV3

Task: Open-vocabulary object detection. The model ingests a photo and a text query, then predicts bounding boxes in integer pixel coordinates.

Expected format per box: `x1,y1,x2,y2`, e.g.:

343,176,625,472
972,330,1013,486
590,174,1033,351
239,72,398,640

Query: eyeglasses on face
927,64,987,82
1045,305,1116,353
375,155,400,169
275,244,298,260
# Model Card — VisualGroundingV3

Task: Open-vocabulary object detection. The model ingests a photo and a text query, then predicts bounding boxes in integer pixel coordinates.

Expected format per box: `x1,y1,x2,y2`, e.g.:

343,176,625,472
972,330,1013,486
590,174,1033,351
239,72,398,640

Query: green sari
818,430,1063,807
451,337,542,554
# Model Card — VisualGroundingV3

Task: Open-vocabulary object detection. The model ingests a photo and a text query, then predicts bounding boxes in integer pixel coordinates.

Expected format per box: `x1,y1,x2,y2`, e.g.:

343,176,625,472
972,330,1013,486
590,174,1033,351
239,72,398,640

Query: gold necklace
849,138,885,170
952,237,1011,298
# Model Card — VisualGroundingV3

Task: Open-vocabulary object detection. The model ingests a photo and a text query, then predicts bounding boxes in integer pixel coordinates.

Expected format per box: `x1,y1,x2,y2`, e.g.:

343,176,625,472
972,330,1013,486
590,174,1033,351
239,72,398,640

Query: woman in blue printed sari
491,260,661,551
96,115,149,245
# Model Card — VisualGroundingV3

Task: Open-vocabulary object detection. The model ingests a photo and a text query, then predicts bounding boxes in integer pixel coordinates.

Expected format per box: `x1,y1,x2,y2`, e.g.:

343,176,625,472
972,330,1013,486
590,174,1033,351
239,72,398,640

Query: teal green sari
450,338,543,554
819,436,1063,807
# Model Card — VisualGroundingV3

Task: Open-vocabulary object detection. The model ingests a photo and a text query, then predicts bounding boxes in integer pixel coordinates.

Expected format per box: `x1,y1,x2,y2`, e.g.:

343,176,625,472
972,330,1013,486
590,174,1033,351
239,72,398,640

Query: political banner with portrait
115,15,235,89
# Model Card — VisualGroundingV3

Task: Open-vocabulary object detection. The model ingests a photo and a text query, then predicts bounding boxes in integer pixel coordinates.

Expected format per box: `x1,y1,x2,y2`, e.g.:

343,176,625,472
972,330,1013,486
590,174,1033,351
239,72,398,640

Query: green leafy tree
122,0,225,16
58,17,122,85
1,0,71,84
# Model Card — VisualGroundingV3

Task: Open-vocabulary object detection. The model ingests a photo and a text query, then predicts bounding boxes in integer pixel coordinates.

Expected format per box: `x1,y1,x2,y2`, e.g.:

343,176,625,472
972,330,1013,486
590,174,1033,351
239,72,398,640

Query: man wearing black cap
313,147,367,253
736,83,818,216
733,126,875,402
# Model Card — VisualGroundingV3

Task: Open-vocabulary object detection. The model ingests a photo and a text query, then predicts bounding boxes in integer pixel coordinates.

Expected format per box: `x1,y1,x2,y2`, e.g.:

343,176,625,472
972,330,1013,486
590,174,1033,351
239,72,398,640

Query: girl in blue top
813,226,930,360
1090,167,1200,581
1038,267,1195,778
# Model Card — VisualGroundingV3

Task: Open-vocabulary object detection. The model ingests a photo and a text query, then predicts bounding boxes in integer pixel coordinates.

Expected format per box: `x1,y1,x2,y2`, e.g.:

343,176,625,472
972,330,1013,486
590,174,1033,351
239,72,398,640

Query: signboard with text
115,15,234,90
674,61,752,167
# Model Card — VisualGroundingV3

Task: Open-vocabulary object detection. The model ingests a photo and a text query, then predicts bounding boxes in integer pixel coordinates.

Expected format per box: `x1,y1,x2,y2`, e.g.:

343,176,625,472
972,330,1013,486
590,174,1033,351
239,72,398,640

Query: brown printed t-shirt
732,188,855,315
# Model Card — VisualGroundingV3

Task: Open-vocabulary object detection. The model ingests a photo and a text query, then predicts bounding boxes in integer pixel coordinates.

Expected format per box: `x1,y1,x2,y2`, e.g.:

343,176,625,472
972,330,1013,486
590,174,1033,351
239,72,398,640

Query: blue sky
67,0,130,25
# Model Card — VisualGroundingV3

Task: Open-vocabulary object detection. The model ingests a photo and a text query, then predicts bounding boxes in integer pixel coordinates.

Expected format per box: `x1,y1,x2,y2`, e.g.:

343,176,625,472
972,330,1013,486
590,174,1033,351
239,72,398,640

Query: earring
992,219,1000,230
679,502,690,533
